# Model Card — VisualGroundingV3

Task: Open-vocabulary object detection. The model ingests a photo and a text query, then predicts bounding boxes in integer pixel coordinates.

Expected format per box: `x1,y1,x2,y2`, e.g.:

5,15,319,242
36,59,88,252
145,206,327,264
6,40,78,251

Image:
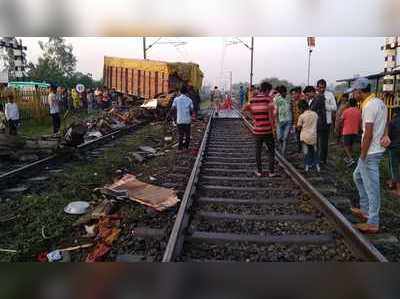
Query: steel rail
0,122,146,183
162,114,213,262
237,109,387,262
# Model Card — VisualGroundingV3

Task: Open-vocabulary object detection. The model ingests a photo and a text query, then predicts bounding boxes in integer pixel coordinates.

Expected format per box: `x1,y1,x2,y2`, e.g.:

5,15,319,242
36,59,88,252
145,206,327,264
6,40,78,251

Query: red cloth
342,107,361,135
244,93,275,135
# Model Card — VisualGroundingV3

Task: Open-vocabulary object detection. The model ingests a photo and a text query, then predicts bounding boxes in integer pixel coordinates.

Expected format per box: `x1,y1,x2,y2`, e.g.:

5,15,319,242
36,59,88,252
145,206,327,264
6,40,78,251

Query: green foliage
26,37,100,89
260,77,296,90
38,37,76,76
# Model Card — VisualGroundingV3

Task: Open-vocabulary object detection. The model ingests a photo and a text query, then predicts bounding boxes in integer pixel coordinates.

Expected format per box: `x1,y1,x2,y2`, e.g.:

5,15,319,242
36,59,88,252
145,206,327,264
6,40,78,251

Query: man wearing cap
349,77,391,233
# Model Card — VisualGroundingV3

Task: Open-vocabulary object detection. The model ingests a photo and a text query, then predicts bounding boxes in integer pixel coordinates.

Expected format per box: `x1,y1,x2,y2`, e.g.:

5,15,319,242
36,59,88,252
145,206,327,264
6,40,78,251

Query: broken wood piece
59,243,93,252
106,174,178,211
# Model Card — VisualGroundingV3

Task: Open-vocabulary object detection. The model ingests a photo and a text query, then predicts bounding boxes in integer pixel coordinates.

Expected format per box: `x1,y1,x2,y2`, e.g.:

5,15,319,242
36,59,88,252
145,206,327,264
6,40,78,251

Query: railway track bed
163,114,386,262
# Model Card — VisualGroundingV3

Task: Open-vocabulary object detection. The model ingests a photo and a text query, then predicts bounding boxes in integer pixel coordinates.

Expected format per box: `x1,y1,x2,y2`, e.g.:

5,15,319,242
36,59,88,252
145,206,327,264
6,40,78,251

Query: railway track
163,111,387,262
0,121,147,195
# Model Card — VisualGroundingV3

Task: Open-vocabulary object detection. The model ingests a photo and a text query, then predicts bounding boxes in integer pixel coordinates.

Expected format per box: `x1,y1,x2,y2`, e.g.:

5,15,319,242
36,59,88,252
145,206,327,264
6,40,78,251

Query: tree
26,37,77,87
260,77,295,90
38,37,76,76
26,37,101,89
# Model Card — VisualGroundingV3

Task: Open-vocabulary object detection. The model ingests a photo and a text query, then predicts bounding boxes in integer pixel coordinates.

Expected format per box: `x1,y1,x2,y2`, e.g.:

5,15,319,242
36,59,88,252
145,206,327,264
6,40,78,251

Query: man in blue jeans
274,85,292,156
349,78,391,234
171,85,194,152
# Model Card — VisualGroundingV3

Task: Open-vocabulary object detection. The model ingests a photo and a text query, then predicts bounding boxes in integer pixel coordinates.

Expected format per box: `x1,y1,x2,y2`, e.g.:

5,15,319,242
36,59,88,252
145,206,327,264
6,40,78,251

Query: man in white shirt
48,86,61,134
171,85,193,152
317,79,337,164
5,93,20,135
348,77,391,234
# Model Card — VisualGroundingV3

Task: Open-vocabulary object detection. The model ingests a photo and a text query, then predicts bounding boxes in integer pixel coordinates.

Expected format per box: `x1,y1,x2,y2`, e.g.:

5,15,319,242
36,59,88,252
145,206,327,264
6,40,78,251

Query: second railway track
163,112,387,262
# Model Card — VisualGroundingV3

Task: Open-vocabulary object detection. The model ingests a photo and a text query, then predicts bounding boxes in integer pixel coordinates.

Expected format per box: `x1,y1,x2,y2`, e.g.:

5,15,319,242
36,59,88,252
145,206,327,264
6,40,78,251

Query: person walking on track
274,85,292,156
239,85,246,107
171,85,194,152
210,86,222,117
349,77,391,234
242,81,276,177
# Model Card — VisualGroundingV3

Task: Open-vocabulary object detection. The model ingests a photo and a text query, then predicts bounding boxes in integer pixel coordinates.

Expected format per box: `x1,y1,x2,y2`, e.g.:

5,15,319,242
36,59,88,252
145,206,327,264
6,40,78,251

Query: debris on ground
106,174,179,211
37,243,93,263
74,199,115,226
64,201,90,215
85,215,122,262
138,145,157,155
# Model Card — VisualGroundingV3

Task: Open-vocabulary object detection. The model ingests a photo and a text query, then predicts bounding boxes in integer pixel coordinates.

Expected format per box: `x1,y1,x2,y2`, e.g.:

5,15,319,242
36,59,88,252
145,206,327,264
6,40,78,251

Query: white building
383,36,400,92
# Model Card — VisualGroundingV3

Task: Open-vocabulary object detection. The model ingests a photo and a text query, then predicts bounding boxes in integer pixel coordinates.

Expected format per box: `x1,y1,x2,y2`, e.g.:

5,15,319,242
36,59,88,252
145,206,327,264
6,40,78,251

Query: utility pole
143,37,147,59
225,37,254,88
229,71,233,98
306,37,316,86
250,36,254,88
307,48,312,86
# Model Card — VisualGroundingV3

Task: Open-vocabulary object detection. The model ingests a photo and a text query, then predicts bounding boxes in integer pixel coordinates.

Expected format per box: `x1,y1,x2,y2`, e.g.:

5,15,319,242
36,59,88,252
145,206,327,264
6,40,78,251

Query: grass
0,123,165,262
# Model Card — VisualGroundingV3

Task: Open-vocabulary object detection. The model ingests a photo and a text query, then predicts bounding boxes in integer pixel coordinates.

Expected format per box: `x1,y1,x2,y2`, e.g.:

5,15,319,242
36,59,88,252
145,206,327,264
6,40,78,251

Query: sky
20,37,385,89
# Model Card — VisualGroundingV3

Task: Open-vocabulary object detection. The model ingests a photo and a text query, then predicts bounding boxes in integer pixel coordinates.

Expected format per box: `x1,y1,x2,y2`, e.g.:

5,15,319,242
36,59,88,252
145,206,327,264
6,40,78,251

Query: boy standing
340,97,361,166
297,100,320,172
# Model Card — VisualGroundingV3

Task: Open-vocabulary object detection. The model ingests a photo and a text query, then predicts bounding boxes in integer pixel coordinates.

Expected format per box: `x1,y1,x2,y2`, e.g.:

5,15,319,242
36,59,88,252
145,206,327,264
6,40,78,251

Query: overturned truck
103,56,203,103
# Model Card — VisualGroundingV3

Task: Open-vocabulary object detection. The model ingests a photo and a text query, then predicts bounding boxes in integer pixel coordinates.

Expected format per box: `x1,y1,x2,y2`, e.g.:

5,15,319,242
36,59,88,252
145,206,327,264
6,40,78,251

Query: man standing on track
171,85,194,152
290,86,305,153
239,84,246,107
317,79,337,165
242,81,276,177
305,86,328,166
349,77,390,234
211,86,222,117
274,85,292,156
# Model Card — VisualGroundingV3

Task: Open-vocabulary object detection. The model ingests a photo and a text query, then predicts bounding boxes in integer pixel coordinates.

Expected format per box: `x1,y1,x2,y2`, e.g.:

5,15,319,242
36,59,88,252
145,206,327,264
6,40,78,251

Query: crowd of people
240,77,399,234
0,86,129,136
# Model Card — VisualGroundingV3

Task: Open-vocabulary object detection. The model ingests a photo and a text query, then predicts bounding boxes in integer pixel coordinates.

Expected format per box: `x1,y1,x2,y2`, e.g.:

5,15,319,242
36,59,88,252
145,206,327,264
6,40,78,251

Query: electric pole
143,37,147,59
250,36,254,88
225,37,254,88
307,48,312,86
306,37,316,86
